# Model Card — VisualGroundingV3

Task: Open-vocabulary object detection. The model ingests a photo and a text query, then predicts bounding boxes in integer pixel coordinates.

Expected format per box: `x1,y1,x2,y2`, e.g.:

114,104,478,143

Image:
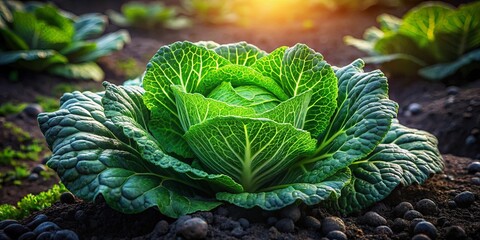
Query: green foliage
0,121,42,166
0,184,67,220
0,1,130,80
35,95,60,113
0,102,27,116
181,0,236,24
108,1,191,30
39,41,443,218
345,1,480,81
116,58,143,79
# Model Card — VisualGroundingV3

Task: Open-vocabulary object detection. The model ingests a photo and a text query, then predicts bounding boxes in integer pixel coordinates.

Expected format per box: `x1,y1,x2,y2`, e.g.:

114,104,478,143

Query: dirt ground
1,1,479,239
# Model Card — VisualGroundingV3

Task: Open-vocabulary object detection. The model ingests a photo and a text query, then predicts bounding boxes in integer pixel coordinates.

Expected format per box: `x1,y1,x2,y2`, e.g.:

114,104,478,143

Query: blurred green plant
116,57,143,79
0,184,67,220
0,102,27,116
345,1,480,81
108,1,191,29
0,121,43,166
181,0,236,24
0,1,130,81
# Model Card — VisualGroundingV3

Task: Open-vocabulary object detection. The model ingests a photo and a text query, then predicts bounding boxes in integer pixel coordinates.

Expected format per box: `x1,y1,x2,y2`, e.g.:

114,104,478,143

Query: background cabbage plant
39,41,443,218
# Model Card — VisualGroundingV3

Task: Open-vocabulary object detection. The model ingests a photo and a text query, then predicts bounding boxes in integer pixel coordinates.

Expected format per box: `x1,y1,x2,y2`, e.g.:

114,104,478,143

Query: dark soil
1,0,480,239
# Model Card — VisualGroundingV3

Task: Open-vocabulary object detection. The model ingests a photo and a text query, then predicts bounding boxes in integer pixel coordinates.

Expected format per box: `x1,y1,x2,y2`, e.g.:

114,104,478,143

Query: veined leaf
73,13,107,41
252,44,338,137
73,30,130,62
185,116,316,192
213,42,267,66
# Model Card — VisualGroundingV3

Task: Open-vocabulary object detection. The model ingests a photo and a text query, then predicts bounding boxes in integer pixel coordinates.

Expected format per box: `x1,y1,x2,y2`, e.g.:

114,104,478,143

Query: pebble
36,232,53,240
230,226,246,238
471,177,480,185
275,218,295,233
0,232,10,240
358,211,387,227
446,86,460,95
238,218,249,229
409,218,426,233
467,161,480,174
445,226,467,240
31,164,47,174
280,205,301,222
411,234,432,240
408,103,422,115
23,104,43,118
33,221,60,235
0,220,18,230
26,214,48,229
153,220,169,236
465,135,477,145
266,217,277,226
41,156,50,165
303,216,321,230
321,217,345,235
177,217,208,240
52,230,80,240
219,219,240,231
415,199,438,216
27,173,39,181
453,191,475,208
392,202,414,217
374,225,393,236
391,218,408,232
60,192,76,204
404,210,423,220
4,224,29,239
414,221,438,239
325,230,348,240
447,200,457,208
18,231,35,240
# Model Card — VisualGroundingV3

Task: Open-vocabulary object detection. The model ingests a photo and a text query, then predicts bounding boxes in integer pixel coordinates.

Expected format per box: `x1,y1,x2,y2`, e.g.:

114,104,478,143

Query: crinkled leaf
213,42,267,66
143,41,231,157
73,30,130,62
419,48,480,80
184,116,316,192
292,59,398,184
48,62,104,81
73,13,107,41
217,168,350,210
252,44,337,137
258,90,312,129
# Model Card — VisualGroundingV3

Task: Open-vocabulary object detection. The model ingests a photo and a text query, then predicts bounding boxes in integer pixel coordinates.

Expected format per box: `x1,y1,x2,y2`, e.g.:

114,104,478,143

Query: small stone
266,217,277,226
268,226,280,239
447,200,457,208
374,225,393,236
31,164,46,174
27,173,39,181
445,226,467,240
392,202,414,217
4,224,30,239
467,162,480,174
325,230,348,240
230,226,245,238
238,218,249,229
0,220,18,230
446,86,460,95
36,232,53,240
177,217,208,240
454,191,475,208
408,103,422,115
280,205,301,222
23,104,43,118
358,211,387,227
33,222,60,235
404,210,423,220
303,216,321,230
411,234,432,240
153,220,169,236
26,214,48,229
18,231,35,240
60,192,75,204
471,177,480,185
409,218,426,233
41,156,50,165
391,218,408,232
415,199,439,216
414,221,438,239
0,232,11,240
445,95,455,106
465,135,477,145
52,230,80,240
275,218,295,233
321,217,345,235
219,219,239,231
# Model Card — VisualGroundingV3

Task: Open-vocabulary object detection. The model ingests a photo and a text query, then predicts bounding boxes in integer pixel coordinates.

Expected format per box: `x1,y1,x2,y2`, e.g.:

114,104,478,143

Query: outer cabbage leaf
184,116,316,191
251,44,337,137
419,48,480,80
217,168,351,210
73,30,130,62
143,41,231,157
47,62,104,81
213,42,267,66
289,59,398,184
328,121,443,213
0,50,67,70
39,84,241,218
73,13,107,41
